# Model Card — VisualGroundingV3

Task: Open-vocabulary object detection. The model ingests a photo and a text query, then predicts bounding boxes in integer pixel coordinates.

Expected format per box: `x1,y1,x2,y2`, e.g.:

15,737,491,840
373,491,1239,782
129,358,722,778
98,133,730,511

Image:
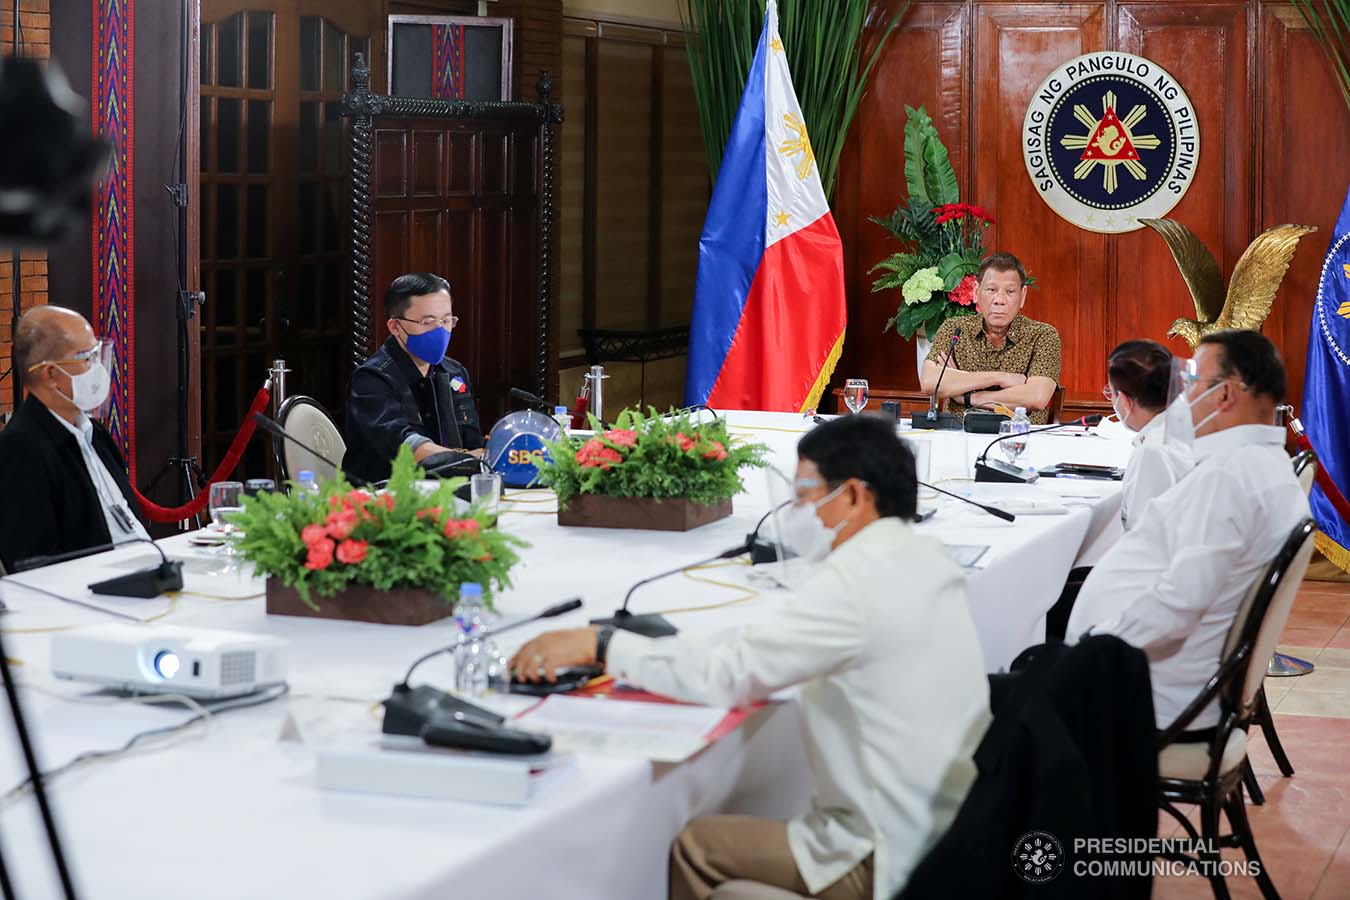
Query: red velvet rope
133,386,272,523
1293,431,1350,525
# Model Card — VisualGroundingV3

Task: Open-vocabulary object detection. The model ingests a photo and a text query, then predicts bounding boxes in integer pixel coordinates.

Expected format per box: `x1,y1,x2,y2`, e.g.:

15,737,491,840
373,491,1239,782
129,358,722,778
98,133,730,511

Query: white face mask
780,484,847,563
55,359,112,413
1111,394,1134,431
1162,379,1226,448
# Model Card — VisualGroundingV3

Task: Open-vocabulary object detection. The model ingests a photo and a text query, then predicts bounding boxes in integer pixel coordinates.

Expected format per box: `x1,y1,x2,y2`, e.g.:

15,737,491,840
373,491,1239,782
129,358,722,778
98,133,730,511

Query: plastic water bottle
1003,408,1032,465
553,405,571,435
454,583,491,697
295,470,319,495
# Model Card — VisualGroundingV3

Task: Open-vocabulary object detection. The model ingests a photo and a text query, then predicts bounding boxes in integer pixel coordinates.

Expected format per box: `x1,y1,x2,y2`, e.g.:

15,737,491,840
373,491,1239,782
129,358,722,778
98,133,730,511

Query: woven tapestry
92,0,136,472
432,24,465,100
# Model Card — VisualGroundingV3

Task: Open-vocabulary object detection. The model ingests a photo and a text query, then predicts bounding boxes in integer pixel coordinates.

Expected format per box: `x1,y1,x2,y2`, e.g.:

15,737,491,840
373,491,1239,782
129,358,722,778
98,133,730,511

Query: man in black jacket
0,306,149,573
342,273,484,485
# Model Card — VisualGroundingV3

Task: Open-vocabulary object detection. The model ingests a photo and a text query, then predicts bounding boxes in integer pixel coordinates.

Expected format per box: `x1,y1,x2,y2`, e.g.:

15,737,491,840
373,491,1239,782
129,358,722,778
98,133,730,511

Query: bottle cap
1014,407,1027,415
297,470,315,481
459,582,484,598
554,405,568,415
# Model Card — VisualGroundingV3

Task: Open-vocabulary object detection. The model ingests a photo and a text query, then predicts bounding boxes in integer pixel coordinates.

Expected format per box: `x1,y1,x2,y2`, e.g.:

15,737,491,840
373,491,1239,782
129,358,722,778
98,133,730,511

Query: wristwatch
962,391,974,407
595,626,616,668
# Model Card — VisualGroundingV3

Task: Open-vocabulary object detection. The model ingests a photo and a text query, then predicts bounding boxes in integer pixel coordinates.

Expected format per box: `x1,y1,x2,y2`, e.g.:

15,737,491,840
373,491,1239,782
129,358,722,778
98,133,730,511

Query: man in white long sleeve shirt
511,416,991,900
1067,330,1307,730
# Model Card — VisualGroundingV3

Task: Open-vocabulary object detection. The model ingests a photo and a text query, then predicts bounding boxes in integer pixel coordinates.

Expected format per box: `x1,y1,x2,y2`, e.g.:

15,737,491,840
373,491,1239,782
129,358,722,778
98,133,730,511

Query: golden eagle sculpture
1138,218,1318,348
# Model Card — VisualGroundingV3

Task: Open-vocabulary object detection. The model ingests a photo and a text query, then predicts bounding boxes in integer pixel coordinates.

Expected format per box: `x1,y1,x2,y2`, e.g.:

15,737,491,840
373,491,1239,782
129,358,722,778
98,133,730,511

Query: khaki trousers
669,815,873,900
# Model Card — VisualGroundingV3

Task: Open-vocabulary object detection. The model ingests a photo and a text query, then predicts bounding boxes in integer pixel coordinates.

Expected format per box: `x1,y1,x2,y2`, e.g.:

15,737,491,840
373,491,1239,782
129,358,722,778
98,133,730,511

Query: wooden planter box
266,580,455,626
557,494,732,532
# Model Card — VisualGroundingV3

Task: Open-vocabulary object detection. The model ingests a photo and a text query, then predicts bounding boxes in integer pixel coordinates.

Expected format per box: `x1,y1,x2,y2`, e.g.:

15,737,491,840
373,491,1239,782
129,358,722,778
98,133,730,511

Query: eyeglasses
395,314,459,331
26,339,106,373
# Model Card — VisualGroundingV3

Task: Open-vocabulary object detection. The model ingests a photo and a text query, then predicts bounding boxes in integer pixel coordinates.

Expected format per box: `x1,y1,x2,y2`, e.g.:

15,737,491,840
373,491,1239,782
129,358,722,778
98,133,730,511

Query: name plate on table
316,734,572,806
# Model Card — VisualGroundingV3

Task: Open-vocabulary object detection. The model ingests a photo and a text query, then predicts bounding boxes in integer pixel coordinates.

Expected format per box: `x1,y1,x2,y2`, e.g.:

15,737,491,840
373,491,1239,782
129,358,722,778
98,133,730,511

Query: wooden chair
1047,384,1065,423
1241,451,1318,807
1157,518,1316,900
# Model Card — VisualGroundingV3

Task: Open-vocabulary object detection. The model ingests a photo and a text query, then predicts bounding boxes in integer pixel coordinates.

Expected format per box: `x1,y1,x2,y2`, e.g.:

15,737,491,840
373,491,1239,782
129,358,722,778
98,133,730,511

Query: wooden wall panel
1260,5,1350,410
833,0,1350,411
836,2,968,390
1115,3,1250,357
973,3,1107,397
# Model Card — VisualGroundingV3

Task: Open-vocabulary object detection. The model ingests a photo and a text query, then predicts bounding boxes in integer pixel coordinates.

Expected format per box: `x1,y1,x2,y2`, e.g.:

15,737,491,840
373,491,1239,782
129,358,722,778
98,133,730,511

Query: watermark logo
1013,831,1065,883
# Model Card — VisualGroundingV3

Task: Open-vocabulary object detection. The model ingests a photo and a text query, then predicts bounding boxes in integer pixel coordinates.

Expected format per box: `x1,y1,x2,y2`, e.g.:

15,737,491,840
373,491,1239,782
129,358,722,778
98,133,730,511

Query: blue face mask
403,326,451,364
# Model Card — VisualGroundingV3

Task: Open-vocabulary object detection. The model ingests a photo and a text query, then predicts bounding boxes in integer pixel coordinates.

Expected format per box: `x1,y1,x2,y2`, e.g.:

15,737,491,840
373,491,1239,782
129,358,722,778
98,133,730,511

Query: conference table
0,411,1135,899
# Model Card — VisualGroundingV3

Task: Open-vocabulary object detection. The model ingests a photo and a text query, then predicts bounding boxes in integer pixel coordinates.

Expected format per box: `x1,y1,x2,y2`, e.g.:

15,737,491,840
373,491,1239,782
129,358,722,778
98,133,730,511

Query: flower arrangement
229,445,526,609
535,408,767,508
869,106,1001,340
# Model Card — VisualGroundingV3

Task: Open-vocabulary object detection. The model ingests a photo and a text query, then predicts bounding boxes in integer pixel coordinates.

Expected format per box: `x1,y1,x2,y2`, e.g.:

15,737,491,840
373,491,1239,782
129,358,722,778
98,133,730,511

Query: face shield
31,337,114,418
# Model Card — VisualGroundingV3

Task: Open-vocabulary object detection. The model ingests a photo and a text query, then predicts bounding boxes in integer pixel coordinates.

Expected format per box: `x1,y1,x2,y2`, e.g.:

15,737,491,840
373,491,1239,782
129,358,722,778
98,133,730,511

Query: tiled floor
1154,580,1350,900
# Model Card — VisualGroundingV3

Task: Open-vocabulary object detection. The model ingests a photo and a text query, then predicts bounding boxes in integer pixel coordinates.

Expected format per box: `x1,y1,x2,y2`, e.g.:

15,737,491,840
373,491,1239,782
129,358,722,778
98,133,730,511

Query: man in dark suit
342,273,484,485
0,306,148,572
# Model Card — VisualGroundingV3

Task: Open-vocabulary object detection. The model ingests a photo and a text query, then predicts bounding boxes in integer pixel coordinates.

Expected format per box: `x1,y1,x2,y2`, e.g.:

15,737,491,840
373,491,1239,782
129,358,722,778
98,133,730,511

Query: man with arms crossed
920,253,1061,424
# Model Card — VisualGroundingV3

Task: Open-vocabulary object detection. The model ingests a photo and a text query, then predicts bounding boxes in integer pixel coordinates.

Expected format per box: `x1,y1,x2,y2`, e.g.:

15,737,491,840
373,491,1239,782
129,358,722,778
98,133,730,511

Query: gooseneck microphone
974,415,1103,484
592,543,750,638
911,328,963,431
509,387,554,413
399,597,583,687
14,537,184,598
918,481,1017,522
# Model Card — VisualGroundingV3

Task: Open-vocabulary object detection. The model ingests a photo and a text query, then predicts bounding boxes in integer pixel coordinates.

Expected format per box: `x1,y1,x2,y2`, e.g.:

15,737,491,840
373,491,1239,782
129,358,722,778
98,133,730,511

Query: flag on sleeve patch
449,377,467,393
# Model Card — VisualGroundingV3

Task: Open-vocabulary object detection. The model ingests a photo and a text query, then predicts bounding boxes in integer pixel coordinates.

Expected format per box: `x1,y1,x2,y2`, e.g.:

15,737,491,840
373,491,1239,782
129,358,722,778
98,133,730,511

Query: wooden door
200,0,380,475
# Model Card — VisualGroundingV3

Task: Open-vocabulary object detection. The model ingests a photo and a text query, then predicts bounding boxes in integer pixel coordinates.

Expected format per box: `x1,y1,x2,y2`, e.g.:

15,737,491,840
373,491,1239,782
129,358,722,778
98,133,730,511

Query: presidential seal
1023,52,1199,234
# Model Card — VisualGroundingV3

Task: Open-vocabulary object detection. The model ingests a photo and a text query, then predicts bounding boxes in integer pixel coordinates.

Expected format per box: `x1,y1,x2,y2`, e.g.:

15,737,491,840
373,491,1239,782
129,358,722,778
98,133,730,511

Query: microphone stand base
974,460,1039,484
907,412,963,431
590,610,678,638
89,561,185,599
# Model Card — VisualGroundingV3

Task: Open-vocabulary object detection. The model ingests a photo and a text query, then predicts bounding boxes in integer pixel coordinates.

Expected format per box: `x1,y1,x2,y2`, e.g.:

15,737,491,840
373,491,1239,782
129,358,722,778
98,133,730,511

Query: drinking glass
205,480,245,574
843,378,869,414
209,481,245,540
471,472,503,524
998,421,1029,465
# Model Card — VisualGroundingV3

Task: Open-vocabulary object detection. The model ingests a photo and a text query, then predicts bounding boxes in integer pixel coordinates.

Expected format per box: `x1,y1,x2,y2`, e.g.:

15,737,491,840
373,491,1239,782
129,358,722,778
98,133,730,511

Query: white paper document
516,694,729,763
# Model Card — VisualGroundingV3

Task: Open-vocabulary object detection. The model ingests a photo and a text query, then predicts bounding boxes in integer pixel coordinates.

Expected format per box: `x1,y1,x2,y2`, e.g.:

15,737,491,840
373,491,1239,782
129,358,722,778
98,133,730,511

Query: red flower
336,538,369,565
702,440,728,462
346,490,373,505
604,428,638,449
328,495,346,512
675,432,697,453
476,552,493,562
443,518,481,539
576,438,624,469
300,524,328,546
304,537,335,570
949,274,978,307
325,506,358,540
374,493,395,512
416,506,442,521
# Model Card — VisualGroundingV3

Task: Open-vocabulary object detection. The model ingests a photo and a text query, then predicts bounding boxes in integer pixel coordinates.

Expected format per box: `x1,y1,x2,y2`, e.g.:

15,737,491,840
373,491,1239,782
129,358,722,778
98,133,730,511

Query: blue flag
1303,185,1350,571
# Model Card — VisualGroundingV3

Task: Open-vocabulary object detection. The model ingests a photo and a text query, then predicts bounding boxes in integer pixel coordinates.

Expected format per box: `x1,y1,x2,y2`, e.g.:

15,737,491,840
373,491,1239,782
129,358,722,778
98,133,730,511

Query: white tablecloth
0,411,1134,899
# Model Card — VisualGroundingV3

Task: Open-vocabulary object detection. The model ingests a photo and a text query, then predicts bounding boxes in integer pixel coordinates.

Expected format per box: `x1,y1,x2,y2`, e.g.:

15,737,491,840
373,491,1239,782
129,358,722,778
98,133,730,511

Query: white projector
51,624,288,699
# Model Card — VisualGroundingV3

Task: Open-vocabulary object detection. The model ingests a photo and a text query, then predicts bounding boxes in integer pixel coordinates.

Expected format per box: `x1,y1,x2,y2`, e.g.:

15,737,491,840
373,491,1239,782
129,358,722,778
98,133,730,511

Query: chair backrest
1047,384,1065,423
1293,450,1317,497
275,396,345,484
1221,518,1317,713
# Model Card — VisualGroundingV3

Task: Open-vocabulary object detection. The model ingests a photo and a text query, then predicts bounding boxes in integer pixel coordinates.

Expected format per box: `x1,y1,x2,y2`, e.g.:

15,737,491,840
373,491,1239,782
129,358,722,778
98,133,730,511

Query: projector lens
153,651,180,679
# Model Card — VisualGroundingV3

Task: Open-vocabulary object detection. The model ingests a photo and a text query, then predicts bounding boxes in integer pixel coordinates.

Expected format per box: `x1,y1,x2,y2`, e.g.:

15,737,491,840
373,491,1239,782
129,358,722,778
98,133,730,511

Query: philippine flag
683,0,847,413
